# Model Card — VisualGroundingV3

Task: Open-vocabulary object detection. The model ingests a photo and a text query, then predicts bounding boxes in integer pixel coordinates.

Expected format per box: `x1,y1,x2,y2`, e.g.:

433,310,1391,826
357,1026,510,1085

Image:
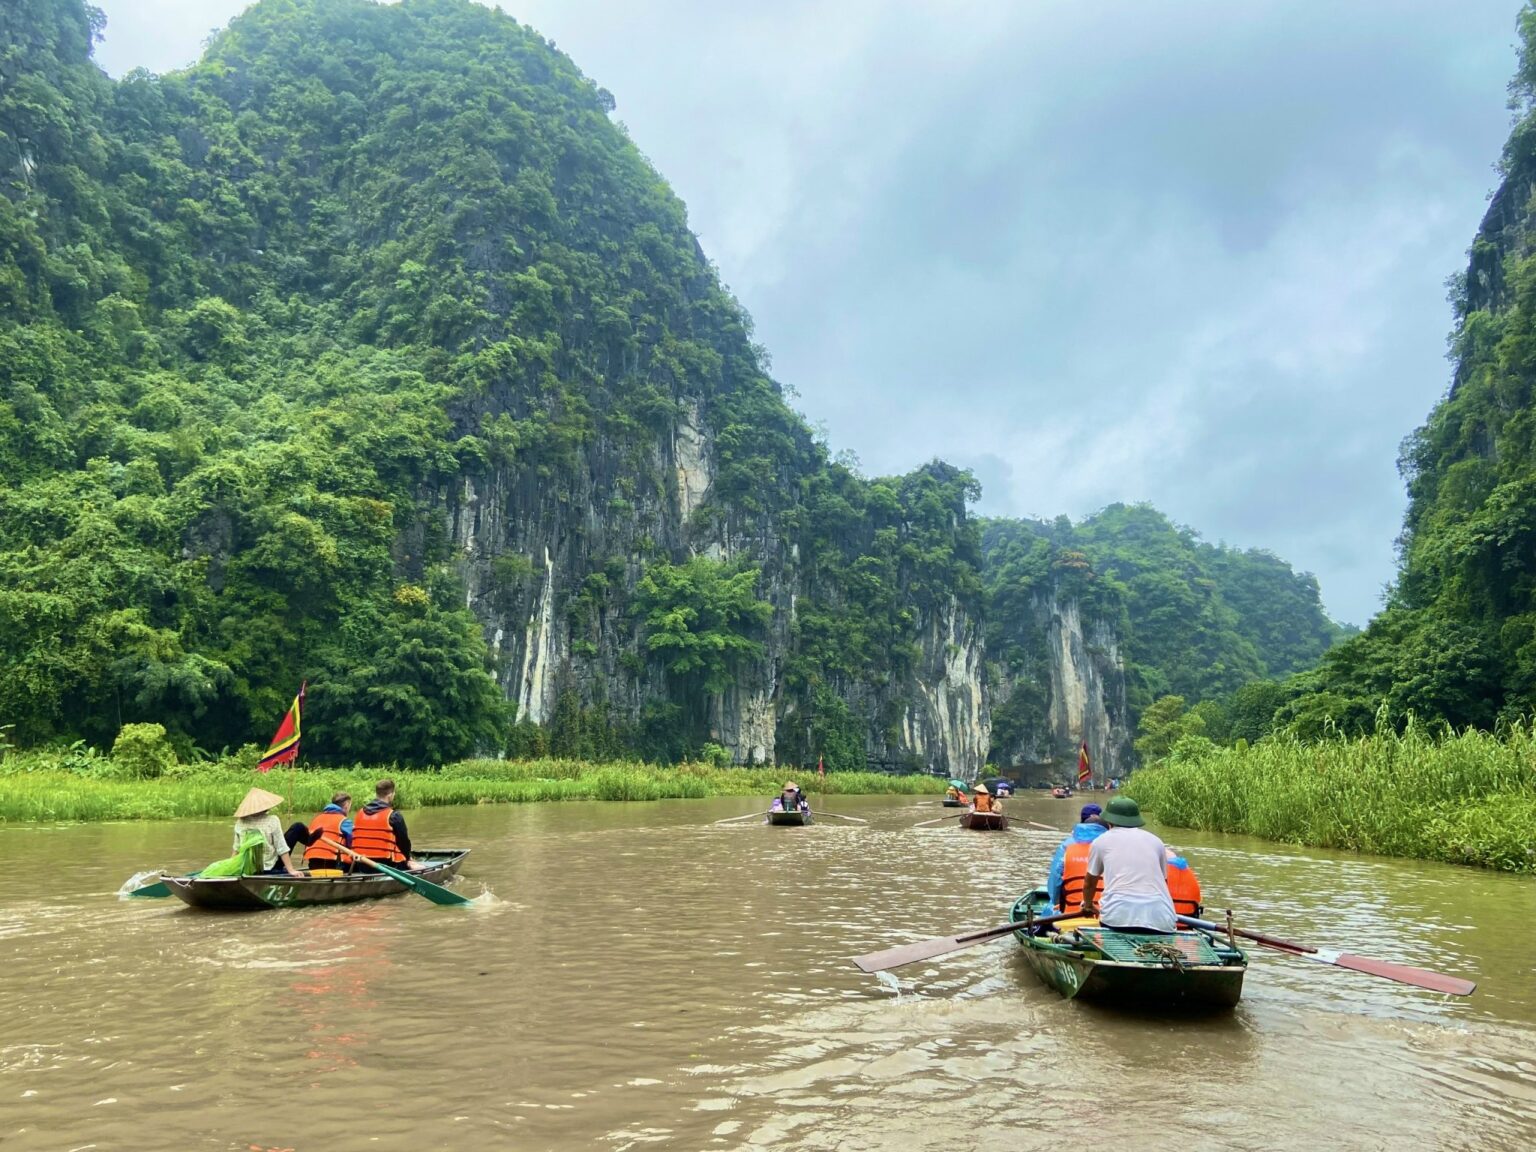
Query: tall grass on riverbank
1123,723,1536,872
0,754,944,823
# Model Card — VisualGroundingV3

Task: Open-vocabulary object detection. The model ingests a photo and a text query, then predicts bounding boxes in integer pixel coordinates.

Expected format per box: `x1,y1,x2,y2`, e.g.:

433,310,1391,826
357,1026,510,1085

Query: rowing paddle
912,812,966,828
713,811,770,825
852,910,1079,973
320,839,474,907
1178,914,1476,996
815,811,868,824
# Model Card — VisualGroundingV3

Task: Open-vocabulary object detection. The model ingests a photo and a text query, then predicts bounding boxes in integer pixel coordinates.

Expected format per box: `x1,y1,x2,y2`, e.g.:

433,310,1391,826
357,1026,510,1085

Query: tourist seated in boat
1164,846,1202,918
993,780,1014,797
232,787,304,877
1078,797,1177,934
299,792,356,872
971,784,999,812
770,782,809,813
1049,803,1107,912
352,779,416,867
944,783,967,804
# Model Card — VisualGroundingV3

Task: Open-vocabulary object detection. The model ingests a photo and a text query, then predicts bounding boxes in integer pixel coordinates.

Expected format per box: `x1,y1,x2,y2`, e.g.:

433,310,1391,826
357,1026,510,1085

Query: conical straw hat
234,786,285,819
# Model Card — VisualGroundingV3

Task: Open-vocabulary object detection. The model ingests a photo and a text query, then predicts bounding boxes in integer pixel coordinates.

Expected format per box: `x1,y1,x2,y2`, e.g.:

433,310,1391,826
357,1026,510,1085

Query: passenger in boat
301,792,356,871
1164,846,1203,919
770,782,809,813
232,787,304,877
352,779,416,867
1049,803,1107,912
945,783,967,804
1079,797,1177,934
971,784,998,813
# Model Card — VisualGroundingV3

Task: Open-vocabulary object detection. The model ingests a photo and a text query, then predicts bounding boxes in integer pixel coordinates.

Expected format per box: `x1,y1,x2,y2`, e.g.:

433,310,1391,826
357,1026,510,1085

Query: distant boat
958,810,1008,831
767,809,813,826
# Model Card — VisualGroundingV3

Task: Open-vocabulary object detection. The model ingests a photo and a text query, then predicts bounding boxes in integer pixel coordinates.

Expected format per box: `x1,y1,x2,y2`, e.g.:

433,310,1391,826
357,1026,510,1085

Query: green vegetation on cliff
0,0,993,766
982,505,1351,760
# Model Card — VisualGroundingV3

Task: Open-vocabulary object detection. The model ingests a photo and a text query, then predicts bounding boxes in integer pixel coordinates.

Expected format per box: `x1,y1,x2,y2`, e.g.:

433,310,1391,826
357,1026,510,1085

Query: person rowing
1078,797,1177,934
231,787,305,877
770,781,809,814
351,779,418,869
971,783,1000,813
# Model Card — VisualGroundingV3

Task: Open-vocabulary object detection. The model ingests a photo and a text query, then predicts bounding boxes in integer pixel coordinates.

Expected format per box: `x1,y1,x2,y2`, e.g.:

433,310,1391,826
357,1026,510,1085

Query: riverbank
1123,723,1536,873
0,756,945,823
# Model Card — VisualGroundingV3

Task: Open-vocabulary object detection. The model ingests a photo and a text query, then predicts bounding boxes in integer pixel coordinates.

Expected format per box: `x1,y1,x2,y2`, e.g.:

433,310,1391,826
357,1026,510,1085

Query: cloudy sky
93,0,1522,623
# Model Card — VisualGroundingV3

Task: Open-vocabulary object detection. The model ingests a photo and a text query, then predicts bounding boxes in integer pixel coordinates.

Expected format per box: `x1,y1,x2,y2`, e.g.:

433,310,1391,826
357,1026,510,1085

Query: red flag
817,755,825,780
1076,741,1091,786
257,682,306,773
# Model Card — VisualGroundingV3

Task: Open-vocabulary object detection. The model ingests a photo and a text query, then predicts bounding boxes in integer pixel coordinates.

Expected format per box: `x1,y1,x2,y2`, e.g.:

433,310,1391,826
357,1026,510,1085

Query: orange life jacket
351,805,404,862
1059,840,1093,913
1166,863,1202,917
304,810,348,866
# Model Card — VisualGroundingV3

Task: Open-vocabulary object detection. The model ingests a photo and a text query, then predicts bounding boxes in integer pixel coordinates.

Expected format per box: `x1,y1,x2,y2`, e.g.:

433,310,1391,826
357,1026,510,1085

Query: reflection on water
1,795,1533,1150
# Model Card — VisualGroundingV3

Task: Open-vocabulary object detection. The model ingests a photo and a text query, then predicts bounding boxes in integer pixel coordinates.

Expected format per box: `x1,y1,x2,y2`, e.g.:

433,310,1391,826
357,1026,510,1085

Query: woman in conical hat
232,786,304,876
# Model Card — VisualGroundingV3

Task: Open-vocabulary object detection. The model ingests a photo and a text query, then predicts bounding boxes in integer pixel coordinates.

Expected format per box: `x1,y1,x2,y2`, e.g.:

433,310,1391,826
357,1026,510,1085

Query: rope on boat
1132,940,1189,971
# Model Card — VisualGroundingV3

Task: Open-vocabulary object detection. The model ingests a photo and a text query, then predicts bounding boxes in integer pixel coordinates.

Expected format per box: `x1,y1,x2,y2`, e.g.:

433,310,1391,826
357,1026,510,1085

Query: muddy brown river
3,794,1535,1151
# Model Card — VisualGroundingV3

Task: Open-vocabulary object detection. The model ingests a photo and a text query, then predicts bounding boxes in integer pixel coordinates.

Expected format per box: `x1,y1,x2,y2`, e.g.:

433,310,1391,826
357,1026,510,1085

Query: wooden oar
815,811,868,824
1177,914,1476,996
852,910,1080,973
912,812,967,828
1020,819,1058,832
713,811,770,825
124,869,200,898
320,839,474,907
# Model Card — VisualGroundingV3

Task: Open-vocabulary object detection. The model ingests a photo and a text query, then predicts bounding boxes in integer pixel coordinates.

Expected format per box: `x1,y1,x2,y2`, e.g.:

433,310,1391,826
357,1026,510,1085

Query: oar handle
1177,914,1315,954
321,837,392,874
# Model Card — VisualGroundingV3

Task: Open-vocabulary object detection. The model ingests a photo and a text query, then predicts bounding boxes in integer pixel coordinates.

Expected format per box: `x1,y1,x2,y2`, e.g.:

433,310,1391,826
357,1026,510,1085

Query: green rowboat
1009,888,1246,1009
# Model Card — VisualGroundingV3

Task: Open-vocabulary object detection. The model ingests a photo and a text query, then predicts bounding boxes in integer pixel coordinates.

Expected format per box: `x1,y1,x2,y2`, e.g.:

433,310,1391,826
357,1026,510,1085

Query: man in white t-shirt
1080,797,1177,934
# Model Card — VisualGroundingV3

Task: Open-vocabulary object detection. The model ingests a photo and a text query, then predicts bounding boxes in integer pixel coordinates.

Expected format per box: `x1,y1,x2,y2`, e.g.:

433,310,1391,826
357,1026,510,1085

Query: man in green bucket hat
1079,797,1177,934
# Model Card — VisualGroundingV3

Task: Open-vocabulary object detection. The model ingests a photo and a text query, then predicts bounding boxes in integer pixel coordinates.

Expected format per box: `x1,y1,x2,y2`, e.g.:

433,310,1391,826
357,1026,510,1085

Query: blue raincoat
1047,822,1108,908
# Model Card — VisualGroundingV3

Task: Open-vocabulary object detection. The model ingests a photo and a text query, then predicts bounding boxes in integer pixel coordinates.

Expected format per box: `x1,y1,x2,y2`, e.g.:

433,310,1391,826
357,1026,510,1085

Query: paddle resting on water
851,910,1081,973
1177,914,1476,996
319,838,474,906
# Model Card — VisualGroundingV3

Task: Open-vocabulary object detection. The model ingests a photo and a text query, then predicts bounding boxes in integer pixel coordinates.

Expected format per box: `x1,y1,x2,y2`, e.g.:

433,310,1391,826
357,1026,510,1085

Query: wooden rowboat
766,809,813,826
1009,888,1246,1009
941,798,967,808
958,810,1008,831
1050,787,1072,799
161,849,470,911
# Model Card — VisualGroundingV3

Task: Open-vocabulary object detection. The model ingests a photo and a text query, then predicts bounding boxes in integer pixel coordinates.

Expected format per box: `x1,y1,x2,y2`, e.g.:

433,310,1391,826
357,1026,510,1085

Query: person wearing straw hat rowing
770,781,809,814
232,787,304,877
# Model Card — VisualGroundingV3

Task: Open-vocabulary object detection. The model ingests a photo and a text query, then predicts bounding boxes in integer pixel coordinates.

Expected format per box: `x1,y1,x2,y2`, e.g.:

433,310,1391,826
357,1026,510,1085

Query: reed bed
0,755,944,823
1124,723,1536,872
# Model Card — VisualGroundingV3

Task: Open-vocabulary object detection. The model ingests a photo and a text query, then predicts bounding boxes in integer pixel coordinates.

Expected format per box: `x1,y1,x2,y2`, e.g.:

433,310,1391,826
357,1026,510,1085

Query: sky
92,0,1524,624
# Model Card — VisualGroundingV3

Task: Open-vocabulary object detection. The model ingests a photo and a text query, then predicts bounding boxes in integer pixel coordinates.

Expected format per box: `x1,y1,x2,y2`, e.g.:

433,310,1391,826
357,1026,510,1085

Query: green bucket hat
1102,797,1145,828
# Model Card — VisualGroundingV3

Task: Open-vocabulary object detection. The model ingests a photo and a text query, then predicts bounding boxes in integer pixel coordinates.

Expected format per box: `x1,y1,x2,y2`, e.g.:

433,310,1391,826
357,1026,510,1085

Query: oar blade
1327,952,1477,997
852,922,1019,973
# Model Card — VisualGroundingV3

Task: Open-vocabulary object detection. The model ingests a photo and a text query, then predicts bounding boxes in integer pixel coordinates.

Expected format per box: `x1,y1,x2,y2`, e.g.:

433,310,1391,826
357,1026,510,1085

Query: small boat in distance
767,809,813,827
1050,786,1072,799
942,779,969,807
959,810,1008,831
1009,888,1246,1009
161,849,471,911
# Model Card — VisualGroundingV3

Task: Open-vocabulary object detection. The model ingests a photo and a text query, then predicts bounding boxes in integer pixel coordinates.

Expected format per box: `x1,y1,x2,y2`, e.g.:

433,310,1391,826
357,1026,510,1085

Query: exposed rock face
438,401,994,774
988,590,1131,781
1044,598,1130,780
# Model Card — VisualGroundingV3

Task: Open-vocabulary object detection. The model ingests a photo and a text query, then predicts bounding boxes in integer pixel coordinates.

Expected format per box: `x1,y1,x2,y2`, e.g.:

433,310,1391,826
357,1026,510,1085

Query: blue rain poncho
1047,822,1108,908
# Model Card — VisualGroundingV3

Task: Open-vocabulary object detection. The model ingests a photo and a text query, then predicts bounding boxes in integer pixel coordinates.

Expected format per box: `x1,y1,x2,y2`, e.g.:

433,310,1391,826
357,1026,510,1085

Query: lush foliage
1124,721,1536,873
0,749,943,822
0,0,1003,769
